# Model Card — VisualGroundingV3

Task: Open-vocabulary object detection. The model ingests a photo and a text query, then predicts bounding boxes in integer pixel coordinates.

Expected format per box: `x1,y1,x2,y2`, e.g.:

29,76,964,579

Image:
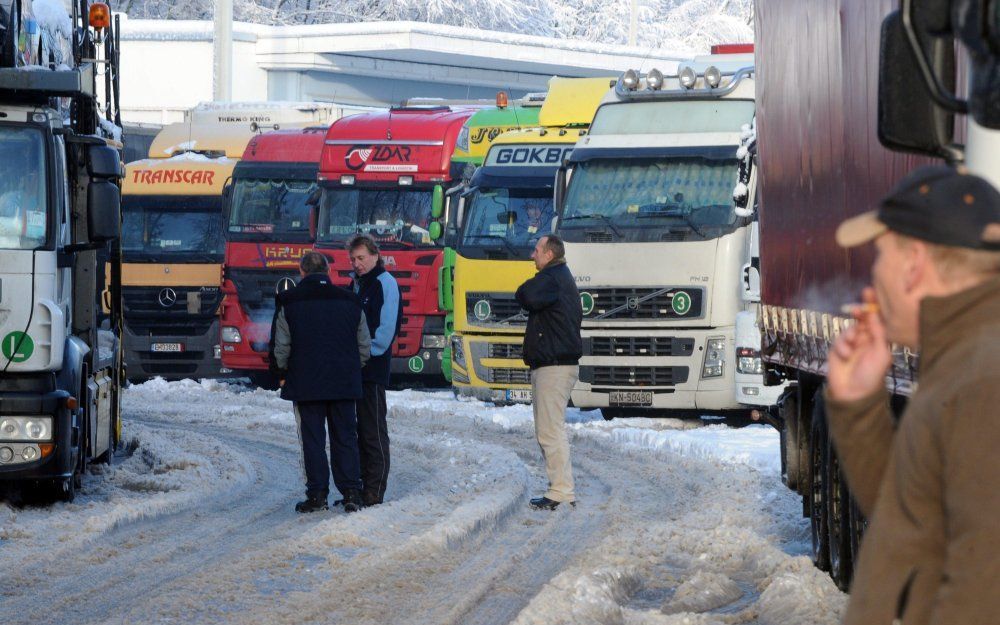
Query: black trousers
356,382,390,503
295,400,362,498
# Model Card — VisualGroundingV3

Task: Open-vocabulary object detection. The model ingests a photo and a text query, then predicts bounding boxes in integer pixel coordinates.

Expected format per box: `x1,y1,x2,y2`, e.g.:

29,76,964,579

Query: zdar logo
345,144,413,171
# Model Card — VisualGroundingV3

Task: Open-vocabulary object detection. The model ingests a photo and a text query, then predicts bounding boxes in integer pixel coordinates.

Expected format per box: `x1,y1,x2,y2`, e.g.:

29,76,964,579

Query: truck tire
809,396,830,571
778,390,799,491
55,476,76,503
825,432,853,590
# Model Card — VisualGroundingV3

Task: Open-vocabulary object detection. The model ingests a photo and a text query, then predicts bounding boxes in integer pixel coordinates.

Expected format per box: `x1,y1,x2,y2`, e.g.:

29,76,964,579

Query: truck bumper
0,391,75,481
450,333,532,405
571,327,741,412
391,347,445,378
124,318,229,381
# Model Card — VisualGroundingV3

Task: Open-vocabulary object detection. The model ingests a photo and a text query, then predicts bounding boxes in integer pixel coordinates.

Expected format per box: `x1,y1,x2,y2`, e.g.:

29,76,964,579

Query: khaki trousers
530,365,579,502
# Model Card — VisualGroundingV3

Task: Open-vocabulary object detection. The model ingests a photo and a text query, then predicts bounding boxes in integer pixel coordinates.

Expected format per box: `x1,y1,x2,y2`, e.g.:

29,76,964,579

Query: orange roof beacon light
89,2,111,30
496,91,509,109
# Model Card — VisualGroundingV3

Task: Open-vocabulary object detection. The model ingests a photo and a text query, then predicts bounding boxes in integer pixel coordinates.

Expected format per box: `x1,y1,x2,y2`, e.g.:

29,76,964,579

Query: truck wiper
561,213,622,238
634,205,708,239
464,234,520,258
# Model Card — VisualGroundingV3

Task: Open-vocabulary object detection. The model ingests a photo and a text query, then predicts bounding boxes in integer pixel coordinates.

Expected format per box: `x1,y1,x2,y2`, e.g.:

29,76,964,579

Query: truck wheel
809,397,830,571
779,390,799,491
825,434,852,589
55,476,76,503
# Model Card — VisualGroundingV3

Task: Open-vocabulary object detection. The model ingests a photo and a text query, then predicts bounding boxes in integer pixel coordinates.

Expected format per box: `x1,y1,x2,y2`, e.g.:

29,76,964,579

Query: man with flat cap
826,165,1000,625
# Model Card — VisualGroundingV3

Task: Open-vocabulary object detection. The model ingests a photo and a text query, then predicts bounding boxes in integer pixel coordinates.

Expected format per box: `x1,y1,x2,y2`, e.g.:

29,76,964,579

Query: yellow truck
118,127,245,380
449,77,609,403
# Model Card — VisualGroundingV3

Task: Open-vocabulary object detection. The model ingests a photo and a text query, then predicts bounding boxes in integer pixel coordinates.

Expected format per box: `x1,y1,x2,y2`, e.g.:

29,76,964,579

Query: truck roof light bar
614,66,755,100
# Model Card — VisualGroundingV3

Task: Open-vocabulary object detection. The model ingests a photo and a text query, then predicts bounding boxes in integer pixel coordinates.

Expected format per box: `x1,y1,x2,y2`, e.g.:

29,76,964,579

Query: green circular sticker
408,356,425,373
2,331,34,363
671,291,692,316
474,299,492,321
580,292,595,315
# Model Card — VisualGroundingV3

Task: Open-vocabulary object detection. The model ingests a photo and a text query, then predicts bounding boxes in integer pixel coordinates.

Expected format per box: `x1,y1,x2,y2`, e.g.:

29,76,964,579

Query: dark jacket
351,263,402,386
515,259,582,369
269,273,371,402
826,276,1000,625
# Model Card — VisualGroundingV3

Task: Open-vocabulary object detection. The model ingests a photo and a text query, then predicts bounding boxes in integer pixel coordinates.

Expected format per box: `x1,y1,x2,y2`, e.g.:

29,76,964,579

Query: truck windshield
316,187,437,248
228,178,315,241
459,187,554,258
0,127,48,250
560,156,740,243
122,196,224,261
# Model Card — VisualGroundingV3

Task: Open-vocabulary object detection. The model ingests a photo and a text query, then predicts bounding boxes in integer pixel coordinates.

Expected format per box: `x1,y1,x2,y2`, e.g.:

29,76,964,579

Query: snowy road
0,380,845,624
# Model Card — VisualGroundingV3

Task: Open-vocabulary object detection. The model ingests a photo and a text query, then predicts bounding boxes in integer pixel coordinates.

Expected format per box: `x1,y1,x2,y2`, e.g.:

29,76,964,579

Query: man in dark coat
270,251,371,513
348,235,402,507
515,234,583,510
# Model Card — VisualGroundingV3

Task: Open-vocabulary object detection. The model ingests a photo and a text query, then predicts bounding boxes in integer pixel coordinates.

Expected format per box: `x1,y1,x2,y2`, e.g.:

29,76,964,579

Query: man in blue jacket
348,235,402,507
515,234,583,510
270,251,371,513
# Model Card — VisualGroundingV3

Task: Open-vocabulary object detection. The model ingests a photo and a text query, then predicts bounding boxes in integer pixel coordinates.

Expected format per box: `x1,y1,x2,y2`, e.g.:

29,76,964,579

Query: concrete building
119,18,687,124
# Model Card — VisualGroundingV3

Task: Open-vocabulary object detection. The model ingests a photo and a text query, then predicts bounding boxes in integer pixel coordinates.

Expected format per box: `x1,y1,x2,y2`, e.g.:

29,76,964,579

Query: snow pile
660,570,743,614
733,118,756,217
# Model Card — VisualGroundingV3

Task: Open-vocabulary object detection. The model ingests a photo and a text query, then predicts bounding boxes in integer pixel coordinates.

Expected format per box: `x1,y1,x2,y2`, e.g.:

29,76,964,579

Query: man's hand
827,287,892,402
279,379,285,387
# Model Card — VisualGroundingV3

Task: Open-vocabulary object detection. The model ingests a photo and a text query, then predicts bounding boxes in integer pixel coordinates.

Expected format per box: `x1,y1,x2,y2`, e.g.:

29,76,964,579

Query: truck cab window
0,127,48,250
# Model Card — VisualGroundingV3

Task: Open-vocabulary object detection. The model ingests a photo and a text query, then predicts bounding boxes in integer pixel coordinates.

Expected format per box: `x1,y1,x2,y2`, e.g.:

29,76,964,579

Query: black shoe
342,489,363,514
295,495,328,513
529,496,573,510
362,491,383,508
331,499,344,507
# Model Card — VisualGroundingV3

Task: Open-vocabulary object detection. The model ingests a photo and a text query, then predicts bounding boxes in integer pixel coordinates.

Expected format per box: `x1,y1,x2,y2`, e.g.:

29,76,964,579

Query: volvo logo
626,296,640,311
276,277,297,295
158,288,177,308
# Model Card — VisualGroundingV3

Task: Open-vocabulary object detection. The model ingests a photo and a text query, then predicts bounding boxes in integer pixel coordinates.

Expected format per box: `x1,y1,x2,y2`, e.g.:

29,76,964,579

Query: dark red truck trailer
755,0,1000,588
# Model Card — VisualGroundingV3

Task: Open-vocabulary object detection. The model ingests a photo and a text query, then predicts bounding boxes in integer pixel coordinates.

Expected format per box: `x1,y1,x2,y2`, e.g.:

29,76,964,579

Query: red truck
314,106,476,379
219,127,327,387
756,0,1000,589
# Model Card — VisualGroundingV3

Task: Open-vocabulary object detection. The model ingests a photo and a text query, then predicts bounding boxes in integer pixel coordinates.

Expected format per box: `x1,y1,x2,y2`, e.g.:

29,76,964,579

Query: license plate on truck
506,389,532,403
609,390,653,406
151,343,184,353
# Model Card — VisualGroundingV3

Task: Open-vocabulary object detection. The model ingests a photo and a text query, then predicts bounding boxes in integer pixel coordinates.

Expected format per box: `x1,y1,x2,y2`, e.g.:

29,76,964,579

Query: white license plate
151,342,184,353
609,390,653,406
506,389,532,403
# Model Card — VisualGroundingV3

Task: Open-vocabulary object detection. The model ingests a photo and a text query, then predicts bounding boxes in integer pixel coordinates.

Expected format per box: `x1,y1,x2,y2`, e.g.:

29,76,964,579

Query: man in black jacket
348,235,402,507
515,234,583,510
270,251,371,513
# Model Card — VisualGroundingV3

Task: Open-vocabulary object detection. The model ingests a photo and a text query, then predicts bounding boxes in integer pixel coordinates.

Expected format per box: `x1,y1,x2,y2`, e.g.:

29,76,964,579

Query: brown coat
826,276,1000,625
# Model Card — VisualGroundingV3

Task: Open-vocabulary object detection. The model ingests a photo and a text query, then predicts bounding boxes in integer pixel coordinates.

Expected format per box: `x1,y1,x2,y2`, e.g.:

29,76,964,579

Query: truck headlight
221,326,242,343
422,335,447,349
736,347,764,375
0,417,53,442
701,337,726,379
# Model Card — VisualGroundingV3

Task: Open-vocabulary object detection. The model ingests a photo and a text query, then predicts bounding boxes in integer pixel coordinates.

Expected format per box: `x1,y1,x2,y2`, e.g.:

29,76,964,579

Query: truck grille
488,343,524,360
580,287,703,321
227,269,296,322
487,367,531,385
123,286,221,336
581,365,689,387
465,292,527,326
587,336,695,357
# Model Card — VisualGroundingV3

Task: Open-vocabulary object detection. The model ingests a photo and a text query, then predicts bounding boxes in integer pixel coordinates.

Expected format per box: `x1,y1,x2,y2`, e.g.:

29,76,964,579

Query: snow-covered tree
107,0,753,54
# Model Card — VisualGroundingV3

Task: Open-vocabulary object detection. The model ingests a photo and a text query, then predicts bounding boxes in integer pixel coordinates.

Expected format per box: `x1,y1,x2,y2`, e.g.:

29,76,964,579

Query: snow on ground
0,379,844,625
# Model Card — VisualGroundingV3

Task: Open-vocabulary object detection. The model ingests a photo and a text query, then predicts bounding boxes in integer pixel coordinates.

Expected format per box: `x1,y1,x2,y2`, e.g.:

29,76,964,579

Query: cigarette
840,303,880,315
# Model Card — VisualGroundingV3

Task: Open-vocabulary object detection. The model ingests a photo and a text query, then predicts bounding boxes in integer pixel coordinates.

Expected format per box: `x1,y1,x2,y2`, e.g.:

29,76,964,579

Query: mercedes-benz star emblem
158,288,177,308
276,277,297,295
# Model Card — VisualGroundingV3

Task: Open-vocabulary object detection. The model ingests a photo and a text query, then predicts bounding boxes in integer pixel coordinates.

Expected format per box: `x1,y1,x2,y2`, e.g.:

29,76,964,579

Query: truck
0,0,124,501
314,106,476,379
449,77,609,403
755,0,1000,588
441,94,543,382
118,127,247,381
219,127,328,388
557,51,773,419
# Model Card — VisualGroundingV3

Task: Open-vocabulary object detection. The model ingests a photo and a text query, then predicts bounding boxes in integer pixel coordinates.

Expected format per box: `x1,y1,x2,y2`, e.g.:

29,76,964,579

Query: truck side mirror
309,204,318,241
431,185,444,218
877,9,957,157
87,144,123,178
554,165,568,216
88,181,120,242
429,222,443,240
